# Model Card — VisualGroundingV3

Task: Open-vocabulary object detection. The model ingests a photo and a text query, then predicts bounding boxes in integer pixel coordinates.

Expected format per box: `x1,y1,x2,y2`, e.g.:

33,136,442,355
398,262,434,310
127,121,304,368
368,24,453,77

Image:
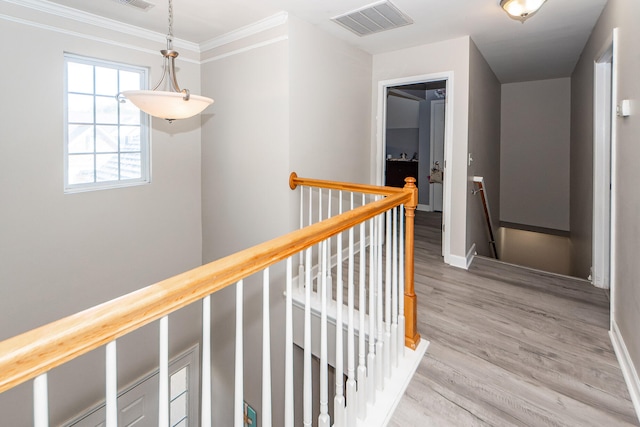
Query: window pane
96,125,118,153
68,94,94,123
170,367,188,400
120,100,141,125
120,70,141,92
68,125,94,153
65,55,148,192
169,393,187,426
120,126,141,152
120,153,141,179
96,153,120,182
67,62,93,94
95,66,118,96
68,154,95,184
96,96,118,124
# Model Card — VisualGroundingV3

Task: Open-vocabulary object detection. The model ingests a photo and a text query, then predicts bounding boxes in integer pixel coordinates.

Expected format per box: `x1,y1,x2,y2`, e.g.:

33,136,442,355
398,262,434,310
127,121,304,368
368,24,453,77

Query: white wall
0,5,203,425
372,37,471,263
572,0,640,417
501,78,571,231
467,39,502,258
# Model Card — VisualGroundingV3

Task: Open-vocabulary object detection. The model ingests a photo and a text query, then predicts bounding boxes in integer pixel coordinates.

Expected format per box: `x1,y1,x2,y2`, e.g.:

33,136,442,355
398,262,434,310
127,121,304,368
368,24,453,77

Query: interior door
430,99,445,212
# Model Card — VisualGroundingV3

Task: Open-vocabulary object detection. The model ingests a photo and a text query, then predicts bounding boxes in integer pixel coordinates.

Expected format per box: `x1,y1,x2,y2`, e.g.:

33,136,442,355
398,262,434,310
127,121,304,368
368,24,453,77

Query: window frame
63,53,151,193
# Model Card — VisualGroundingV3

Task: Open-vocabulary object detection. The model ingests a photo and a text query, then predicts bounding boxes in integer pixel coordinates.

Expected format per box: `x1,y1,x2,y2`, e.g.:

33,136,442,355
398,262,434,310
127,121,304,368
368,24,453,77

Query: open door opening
382,79,448,257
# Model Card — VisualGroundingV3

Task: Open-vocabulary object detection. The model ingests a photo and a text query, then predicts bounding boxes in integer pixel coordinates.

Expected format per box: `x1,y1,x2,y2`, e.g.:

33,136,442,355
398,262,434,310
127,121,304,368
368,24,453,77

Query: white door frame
592,29,618,298
429,99,446,213
376,72,454,264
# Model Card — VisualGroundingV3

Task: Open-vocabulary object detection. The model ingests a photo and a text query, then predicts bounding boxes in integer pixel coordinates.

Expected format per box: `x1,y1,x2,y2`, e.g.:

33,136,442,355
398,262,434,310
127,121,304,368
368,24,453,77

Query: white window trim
63,53,151,194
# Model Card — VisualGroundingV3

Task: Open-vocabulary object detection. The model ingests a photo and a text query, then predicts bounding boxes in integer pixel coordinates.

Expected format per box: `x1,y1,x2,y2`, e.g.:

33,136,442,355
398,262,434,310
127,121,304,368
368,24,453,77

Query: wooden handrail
0,173,418,394
289,172,405,196
290,173,420,349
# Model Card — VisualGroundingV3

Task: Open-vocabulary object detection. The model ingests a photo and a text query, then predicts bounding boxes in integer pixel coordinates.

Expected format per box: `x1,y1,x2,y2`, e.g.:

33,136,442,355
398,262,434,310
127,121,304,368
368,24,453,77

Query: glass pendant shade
121,0,213,122
123,90,213,121
500,0,547,22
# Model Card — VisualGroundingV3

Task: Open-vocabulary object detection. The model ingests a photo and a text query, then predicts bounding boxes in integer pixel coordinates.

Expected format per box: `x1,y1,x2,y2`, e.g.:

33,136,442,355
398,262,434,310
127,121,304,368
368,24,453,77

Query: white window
64,54,150,193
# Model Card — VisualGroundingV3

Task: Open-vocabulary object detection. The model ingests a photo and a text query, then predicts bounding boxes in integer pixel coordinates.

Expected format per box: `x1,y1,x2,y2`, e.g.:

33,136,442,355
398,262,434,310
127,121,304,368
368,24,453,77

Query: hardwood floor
389,211,639,427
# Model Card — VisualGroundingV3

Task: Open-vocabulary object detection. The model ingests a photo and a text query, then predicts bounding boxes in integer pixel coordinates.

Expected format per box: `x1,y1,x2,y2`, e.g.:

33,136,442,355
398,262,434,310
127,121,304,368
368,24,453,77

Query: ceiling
44,0,608,83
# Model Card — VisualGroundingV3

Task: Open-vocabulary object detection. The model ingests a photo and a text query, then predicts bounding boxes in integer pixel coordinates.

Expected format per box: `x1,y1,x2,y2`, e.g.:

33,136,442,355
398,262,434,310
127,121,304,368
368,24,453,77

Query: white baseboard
447,244,476,270
610,320,640,424
448,254,467,269
466,243,476,269
416,204,431,212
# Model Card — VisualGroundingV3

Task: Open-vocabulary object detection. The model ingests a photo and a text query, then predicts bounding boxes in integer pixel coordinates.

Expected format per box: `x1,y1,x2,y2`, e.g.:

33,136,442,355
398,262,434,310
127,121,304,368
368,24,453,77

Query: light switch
619,99,631,117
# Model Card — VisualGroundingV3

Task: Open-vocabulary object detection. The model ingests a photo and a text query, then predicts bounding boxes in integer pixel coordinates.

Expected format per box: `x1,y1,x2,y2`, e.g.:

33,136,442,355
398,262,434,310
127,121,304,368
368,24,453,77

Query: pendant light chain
120,0,213,121
167,0,174,48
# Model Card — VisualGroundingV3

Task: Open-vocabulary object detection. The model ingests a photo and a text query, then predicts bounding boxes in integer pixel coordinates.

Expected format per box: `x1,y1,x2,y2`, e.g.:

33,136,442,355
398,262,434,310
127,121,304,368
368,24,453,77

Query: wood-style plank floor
389,211,639,427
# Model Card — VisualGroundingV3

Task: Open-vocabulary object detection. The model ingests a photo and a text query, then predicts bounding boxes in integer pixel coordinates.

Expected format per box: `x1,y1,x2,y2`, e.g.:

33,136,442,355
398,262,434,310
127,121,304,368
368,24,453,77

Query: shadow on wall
497,227,571,276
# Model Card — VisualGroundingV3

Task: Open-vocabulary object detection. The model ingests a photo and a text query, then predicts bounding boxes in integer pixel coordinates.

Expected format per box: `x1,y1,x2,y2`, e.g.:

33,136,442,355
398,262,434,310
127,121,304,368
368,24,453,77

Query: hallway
390,211,638,426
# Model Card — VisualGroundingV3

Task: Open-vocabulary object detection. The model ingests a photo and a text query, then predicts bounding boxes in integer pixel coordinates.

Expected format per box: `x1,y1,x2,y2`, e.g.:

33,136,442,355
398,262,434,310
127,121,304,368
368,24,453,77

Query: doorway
592,28,618,310
377,74,452,260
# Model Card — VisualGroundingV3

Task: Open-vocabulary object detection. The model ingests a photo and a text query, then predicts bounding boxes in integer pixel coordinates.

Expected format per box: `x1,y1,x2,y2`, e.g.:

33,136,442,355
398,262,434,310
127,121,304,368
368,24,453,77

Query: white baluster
106,341,117,427
303,248,312,427
376,211,384,390
319,241,330,427
391,207,399,368
303,186,312,294
33,374,48,427
367,209,377,405
316,188,323,299
326,190,333,302
334,192,345,427
285,259,294,427
159,316,169,427
202,296,212,427
299,186,305,291
235,280,244,427
357,194,367,420
346,193,356,426
384,210,392,380
263,269,272,427
399,205,406,358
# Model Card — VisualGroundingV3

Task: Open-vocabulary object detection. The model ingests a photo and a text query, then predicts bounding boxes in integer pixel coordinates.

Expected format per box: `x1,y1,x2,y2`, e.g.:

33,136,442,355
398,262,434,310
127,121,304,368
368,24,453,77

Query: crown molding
2,0,200,53
200,11,288,53
1,12,205,64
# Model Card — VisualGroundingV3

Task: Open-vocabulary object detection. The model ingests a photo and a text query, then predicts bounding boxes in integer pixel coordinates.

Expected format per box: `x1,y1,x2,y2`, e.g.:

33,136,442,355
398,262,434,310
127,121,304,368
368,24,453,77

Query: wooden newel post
403,177,420,350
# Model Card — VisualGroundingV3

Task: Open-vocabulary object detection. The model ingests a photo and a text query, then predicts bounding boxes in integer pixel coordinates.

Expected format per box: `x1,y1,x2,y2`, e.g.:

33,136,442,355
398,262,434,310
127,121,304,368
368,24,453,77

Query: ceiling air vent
331,0,413,37
111,0,155,11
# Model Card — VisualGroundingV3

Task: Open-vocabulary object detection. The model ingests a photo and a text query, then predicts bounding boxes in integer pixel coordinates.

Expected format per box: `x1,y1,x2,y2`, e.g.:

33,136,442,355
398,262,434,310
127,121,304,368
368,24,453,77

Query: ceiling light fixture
120,0,213,122
500,0,547,23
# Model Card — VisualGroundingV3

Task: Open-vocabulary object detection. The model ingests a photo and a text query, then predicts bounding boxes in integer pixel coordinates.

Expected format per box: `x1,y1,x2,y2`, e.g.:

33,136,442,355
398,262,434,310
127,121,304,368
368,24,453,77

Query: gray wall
501,78,571,231
467,39,502,258
200,15,372,426
572,0,640,401
372,36,471,265
200,26,291,427
386,96,420,159
0,12,203,425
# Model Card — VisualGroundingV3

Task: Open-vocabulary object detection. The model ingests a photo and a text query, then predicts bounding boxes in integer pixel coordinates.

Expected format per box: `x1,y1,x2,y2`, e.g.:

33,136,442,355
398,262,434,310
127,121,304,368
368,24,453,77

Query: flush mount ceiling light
120,0,213,122
500,0,547,23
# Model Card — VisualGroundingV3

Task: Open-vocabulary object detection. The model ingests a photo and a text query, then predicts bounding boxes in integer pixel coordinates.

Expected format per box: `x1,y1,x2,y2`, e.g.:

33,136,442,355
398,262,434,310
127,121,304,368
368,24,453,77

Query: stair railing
0,172,420,427
472,176,499,259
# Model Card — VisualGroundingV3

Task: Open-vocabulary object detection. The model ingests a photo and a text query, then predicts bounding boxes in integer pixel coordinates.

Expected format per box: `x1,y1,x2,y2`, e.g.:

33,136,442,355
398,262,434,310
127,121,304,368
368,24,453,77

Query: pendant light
500,0,547,23
121,0,213,122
